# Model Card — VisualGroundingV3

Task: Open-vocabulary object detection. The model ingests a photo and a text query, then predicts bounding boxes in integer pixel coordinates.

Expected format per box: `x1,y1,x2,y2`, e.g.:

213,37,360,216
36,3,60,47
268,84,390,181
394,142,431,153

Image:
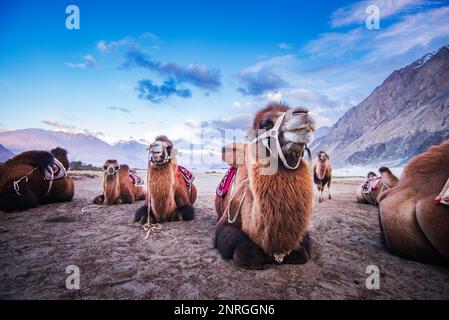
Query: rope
81,204,105,213
143,223,162,240
226,177,249,224
12,166,40,196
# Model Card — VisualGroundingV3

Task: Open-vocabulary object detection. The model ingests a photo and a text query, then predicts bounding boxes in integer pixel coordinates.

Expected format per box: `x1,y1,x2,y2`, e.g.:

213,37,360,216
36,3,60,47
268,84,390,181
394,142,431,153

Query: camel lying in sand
313,151,332,202
356,167,399,205
134,135,197,224
93,160,146,205
214,102,316,268
0,147,74,212
378,140,449,266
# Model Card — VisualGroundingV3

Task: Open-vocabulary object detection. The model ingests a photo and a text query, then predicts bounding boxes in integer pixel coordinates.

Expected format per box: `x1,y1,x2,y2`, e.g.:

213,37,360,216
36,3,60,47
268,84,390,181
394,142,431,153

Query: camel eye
115,166,120,170
260,119,274,130
103,165,108,170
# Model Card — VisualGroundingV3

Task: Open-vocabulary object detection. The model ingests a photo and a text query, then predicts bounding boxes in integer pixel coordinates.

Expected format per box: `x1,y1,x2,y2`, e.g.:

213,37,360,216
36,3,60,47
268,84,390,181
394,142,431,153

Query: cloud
106,106,130,113
330,0,424,28
129,121,145,125
136,78,192,103
123,48,222,91
237,69,289,96
65,54,97,69
42,119,104,137
96,33,160,54
208,114,253,131
279,42,293,49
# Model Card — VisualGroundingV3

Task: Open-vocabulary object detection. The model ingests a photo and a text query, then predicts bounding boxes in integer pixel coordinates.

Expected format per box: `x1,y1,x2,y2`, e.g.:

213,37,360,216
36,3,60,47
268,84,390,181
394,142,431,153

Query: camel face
149,139,173,165
252,104,316,169
317,151,329,162
103,160,120,180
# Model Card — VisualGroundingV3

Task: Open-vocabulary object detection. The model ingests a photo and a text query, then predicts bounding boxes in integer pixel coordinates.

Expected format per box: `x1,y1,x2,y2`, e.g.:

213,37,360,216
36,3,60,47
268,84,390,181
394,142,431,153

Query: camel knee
284,232,311,264
177,204,194,221
134,205,150,223
214,224,247,260
93,195,104,205
234,239,273,269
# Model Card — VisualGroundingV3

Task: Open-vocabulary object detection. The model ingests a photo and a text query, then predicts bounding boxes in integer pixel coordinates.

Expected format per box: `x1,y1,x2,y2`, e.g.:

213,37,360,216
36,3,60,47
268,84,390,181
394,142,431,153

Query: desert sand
1,172,448,299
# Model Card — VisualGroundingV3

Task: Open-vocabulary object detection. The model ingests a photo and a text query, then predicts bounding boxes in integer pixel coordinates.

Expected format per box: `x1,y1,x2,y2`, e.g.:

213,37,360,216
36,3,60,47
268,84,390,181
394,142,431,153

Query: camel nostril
292,107,309,115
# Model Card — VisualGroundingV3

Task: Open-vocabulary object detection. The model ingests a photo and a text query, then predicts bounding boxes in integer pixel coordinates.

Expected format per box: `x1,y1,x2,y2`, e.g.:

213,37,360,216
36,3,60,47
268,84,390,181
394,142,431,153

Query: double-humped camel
214,102,316,268
134,135,197,224
313,151,332,202
377,139,449,266
356,167,399,205
0,147,74,212
93,160,146,205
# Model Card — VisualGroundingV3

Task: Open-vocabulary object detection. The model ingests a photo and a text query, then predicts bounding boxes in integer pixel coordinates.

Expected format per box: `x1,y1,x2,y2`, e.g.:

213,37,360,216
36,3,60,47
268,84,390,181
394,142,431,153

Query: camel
214,102,316,268
313,151,332,202
377,139,449,266
93,160,146,205
0,147,74,212
134,135,197,224
355,167,399,205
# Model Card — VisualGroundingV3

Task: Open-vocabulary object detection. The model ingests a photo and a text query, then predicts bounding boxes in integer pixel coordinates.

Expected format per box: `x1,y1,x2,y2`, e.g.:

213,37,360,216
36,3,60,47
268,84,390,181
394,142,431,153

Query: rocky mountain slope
0,144,14,162
311,45,449,168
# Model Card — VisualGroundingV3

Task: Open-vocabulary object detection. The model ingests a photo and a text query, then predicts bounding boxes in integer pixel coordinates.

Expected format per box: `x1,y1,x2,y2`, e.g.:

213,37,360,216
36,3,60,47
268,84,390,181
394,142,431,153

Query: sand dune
0,173,448,299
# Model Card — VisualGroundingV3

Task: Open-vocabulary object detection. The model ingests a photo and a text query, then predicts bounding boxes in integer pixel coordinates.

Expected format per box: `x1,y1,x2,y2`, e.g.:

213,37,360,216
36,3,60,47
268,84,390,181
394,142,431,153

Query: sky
1,0,449,145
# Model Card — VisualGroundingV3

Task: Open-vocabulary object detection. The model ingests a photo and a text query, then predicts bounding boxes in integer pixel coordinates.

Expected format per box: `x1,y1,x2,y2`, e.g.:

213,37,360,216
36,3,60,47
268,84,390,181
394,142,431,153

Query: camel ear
326,153,330,160
222,142,247,167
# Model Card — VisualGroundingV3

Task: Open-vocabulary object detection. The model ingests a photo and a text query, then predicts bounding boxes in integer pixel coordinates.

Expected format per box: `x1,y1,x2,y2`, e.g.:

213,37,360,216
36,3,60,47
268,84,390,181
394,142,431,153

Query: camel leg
134,205,156,224
284,232,312,264
93,194,105,204
327,177,332,199
120,188,134,204
0,184,38,212
174,188,195,221
214,224,273,268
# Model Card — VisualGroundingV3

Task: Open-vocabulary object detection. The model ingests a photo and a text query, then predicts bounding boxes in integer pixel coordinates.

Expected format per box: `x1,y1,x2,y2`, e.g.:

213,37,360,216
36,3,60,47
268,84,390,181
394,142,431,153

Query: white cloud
42,119,104,138
267,91,283,101
279,42,293,50
65,54,97,69
330,0,425,28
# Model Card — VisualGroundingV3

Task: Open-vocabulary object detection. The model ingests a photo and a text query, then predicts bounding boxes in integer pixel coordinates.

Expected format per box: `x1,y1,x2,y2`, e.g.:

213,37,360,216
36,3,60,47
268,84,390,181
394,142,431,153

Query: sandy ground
1,172,449,300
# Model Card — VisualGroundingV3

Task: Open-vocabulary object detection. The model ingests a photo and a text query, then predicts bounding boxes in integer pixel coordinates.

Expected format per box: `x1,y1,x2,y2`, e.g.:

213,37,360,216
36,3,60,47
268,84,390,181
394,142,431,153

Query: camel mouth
283,125,315,145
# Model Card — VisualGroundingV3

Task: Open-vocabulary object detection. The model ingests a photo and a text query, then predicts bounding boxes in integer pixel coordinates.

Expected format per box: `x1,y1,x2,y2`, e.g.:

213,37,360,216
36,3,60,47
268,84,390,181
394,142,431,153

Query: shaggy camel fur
0,147,74,212
313,151,332,202
355,167,399,205
378,140,449,266
93,160,146,205
134,135,197,224
214,102,316,268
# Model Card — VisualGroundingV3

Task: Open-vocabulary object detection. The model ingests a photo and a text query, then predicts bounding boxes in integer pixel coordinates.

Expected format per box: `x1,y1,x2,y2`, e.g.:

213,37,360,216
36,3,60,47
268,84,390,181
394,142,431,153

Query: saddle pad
177,165,195,188
362,177,382,194
129,171,145,187
216,166,236,198
44,158,67,181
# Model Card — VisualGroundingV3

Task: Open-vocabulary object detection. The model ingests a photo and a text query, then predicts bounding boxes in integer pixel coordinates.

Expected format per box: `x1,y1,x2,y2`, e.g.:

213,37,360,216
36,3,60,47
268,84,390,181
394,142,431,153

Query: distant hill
0,144,14,162
311,45,449,168
0,129,225,170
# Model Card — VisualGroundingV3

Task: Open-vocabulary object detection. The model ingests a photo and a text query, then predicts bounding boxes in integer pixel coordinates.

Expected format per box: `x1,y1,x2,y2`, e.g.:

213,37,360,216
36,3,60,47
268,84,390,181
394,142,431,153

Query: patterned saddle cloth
129,171,145,187
44,158,67,181
362,176,382,194
177,165,195,188
216,166,237,198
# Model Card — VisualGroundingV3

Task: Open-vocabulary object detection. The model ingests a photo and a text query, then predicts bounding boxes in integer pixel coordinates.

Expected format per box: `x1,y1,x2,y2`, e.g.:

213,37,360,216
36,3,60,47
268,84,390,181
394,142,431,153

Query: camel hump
6,150,54,169
120,164,130,171
222,142,247,167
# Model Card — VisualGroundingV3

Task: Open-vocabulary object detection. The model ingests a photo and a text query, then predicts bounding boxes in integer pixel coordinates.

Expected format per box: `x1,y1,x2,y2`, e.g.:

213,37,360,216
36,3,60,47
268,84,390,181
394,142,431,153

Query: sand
1,172,448,300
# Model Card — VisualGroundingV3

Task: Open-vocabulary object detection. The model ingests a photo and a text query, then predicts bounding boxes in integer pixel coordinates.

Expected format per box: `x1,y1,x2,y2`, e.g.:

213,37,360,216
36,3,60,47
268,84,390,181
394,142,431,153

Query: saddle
129,170,145,187
44,158,67,181
216,166,237,198
177,165,195,188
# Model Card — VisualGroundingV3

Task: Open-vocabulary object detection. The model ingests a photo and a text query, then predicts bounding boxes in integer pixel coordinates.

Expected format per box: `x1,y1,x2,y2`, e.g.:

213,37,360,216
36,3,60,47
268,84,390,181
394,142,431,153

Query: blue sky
1,0,449,144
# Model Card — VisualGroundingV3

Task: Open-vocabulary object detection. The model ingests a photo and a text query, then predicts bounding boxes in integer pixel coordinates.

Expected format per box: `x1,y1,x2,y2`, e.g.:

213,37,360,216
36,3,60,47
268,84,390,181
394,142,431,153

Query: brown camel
93,160,146,205
313,150,332,202
355,167,399,205
377,139,449,266
214,102,316,268
134,135,197,224
0,147,74,212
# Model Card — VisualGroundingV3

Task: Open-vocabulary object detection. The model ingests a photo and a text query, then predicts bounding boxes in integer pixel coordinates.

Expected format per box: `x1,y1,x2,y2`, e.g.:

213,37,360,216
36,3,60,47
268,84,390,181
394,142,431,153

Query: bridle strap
250,112,306,170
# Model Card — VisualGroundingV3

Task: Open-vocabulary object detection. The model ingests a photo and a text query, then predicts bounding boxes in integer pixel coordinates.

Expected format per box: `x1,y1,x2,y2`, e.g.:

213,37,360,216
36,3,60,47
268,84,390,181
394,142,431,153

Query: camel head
102,159,120,181
148,135,174,168
251,102,316,169
317,151,329,162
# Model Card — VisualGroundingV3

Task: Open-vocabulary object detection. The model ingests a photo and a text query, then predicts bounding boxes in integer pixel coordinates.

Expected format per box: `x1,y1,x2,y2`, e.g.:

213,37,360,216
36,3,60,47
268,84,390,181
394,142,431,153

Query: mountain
311,45,449,168
0,144,14,162
314,126,331,139
0,129,148,168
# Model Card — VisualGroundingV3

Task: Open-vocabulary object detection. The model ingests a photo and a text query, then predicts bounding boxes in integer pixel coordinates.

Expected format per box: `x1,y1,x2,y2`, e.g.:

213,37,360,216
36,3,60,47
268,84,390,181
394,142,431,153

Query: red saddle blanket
177,165,195,188
129,171,145,186
216,167,237,198
44,158,67,181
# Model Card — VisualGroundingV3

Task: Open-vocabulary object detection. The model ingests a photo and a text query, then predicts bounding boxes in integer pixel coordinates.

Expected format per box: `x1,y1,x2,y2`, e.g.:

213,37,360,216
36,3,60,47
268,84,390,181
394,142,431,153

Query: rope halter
249,112,310,170
148,141,171,165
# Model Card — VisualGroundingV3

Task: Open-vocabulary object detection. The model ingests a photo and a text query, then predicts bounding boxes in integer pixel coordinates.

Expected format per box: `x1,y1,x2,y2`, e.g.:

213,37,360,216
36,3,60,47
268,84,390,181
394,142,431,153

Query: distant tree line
69,161,102,171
